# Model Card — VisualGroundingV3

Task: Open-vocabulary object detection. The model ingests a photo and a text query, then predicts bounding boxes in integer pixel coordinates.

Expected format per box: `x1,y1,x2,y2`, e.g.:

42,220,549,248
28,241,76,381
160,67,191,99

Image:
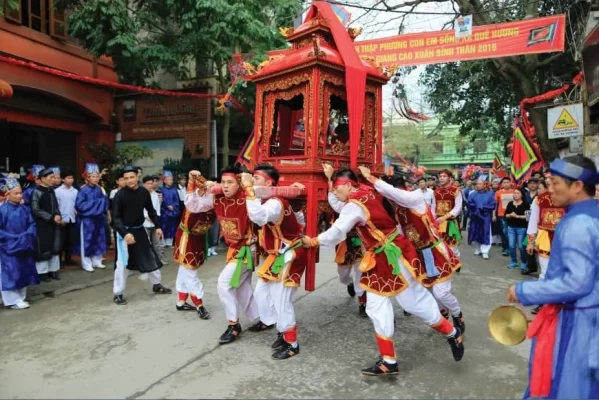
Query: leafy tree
58,0,303,166
379,0,589,161
384,123,436,163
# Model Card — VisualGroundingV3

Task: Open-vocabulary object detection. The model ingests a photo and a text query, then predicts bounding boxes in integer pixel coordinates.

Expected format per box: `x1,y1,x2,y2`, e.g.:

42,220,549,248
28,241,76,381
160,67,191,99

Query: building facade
0,0,117,176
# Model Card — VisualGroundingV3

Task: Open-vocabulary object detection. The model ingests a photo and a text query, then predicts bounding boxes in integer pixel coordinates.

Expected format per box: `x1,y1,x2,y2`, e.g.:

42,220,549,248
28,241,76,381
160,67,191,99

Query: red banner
354,15,566,67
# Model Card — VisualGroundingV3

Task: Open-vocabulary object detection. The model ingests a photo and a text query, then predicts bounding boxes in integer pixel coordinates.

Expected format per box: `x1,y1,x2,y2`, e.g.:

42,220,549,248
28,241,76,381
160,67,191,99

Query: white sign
455,15,473,39
548,103,584,139
569,135,583,153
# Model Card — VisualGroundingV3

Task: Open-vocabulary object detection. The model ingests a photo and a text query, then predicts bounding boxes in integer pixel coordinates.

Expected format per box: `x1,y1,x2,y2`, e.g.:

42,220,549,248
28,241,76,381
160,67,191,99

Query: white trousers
337,263,365,297
164,238,173,247
176,265,204,299
472,230,493,255
539,256,549,280
1,288,27,306
430,280,461,316
113,259,161,295
451,246,461,259
35,256,60,274
82,255,104,271
254,263,297,333
366,260,441,338
217,262,259,323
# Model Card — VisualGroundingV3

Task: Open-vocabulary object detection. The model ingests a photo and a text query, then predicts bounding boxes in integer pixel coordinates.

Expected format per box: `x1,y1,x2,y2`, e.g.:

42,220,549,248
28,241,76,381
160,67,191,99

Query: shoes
176,302,196,311
248,320,275,332
403,310,411,317
447,328,465,361
152,284,172,294
197,306,211,320
40,274,51,282
207,247,218,257
347,283,356,297
93,264,106,269
361,359,399,376
272,342,299,360
502,250,510,257
272,333,285,350
473,250,481,256
452,312,465,334
359,304,368,318
507,262,519,269
441,309,450,320
520,268,530,275
482,254,489,260
455,267,461,273
114,294,127,305
219,323,242,344
7,300,30,310
48,271,61,281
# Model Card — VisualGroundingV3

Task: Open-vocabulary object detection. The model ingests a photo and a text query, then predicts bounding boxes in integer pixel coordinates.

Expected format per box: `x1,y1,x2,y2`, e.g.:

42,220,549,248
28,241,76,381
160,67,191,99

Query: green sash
373,232,403,276
271,241,303,275
229,245,254,288
350,236,362,247
447,219,462,241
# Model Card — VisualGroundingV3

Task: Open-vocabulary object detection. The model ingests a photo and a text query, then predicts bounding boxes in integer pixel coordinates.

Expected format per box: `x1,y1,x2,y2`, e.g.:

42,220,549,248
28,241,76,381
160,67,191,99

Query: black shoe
347,283,356,297
176,303,196,311
248,320,275,332
40,274,51,282
197,306,211,320
447,328,465,361
531,305,542,315
359,304,368,318
219,323,242,344
452,312,465,334
49,271,61,281
456,267,461,273
403,311,411,317
272,333,285,349
361,359,399,376
520,269,531,275
114,294,127,305
272,342,299,360
152,284,172,294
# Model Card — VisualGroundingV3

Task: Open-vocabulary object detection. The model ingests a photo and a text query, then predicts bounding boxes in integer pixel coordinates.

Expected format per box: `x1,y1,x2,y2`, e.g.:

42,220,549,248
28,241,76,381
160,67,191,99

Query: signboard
548,103,584,139
354,14,566,67
455,15,473,39
582,25,599,107
569,135,583,153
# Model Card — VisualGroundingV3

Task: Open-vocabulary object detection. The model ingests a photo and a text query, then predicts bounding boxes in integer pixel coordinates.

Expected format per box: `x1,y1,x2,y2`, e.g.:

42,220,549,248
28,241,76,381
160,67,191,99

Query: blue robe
467,190,496,245
73,184,109,257
516,199,599,399
160,185,180,239
0,202,40,290
22,185,35,211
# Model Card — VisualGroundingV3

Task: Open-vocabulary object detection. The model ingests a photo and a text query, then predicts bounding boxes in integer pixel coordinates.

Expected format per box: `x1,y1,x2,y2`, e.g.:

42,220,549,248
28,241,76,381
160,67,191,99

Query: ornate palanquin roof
245,9,392,84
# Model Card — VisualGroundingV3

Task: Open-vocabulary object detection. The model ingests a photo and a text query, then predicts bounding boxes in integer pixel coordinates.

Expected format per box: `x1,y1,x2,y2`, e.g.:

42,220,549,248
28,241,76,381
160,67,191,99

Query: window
431,141,443,154
473,138,487,153
269,94,305,157
3,0,67,39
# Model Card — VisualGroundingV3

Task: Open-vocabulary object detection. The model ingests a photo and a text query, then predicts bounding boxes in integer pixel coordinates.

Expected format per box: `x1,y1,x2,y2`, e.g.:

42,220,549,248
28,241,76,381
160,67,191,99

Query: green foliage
84,143,152,186
417,0,587,161
59,0,303,85
384,123,436,162
1,0,18,15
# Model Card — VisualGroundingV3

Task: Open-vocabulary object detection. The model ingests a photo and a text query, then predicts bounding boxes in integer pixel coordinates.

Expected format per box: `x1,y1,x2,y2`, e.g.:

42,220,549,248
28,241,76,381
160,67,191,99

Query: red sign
354,15,566,67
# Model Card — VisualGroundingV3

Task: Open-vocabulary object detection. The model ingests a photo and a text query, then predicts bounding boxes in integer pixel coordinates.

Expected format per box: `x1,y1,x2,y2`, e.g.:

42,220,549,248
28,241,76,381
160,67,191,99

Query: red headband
333,177,357,188
254,170,274,183
222,173,238,180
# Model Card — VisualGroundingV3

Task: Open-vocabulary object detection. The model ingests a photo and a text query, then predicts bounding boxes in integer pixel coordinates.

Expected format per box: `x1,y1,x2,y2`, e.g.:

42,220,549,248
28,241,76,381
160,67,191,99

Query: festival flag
492,153,504,170
510,118,540,184
318,0,352,25
236,130,255,169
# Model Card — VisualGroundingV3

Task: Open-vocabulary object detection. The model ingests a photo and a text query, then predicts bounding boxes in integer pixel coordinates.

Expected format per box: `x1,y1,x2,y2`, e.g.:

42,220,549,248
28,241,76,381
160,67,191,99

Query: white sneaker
473,250,481,256
482,254,489,260
9,300,30,310
210,247,218,256
94,264,106,269
82,266,95,273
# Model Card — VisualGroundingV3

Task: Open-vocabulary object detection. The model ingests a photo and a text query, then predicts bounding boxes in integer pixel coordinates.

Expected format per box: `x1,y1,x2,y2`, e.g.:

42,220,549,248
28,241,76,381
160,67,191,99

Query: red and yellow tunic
213,191,255,263
256,197,307,287
348,190,421,296
334,227,363,268
434,185,461,247
534,192,565,257
173,209,216,270
392,203,460,287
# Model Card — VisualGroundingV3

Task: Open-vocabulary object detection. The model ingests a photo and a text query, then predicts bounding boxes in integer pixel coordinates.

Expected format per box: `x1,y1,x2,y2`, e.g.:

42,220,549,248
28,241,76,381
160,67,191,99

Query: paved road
0,245,532,399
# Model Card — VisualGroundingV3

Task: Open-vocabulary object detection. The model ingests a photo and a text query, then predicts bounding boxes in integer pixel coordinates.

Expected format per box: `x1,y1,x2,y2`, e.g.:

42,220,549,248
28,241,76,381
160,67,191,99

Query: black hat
120,166,138,177
38,168,54,178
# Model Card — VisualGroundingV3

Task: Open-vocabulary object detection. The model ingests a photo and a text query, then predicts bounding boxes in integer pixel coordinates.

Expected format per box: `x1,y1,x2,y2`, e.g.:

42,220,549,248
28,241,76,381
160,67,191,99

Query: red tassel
375,334,396,360
283,325,298,343
430,317,454,335
190,295,202,307
178,292,188,302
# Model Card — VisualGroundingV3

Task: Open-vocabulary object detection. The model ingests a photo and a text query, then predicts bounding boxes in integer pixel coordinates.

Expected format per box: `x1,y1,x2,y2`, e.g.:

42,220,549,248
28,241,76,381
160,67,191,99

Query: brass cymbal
488,305,529,346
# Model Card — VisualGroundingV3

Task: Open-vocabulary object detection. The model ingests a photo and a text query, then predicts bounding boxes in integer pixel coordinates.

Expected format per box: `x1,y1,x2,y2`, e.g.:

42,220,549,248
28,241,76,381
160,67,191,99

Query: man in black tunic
31,168,62,282
112,166,172,305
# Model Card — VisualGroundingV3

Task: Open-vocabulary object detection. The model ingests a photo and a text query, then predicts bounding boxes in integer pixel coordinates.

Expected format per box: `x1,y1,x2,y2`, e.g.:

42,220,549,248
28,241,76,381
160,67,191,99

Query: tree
58,0,303,166
378,0,589,162
384,122,435,163
84,143,152,189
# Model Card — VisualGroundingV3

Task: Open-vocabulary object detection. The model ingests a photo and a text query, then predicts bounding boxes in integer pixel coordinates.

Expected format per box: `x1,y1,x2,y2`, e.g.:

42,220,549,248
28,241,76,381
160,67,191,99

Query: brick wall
115,93,212,158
